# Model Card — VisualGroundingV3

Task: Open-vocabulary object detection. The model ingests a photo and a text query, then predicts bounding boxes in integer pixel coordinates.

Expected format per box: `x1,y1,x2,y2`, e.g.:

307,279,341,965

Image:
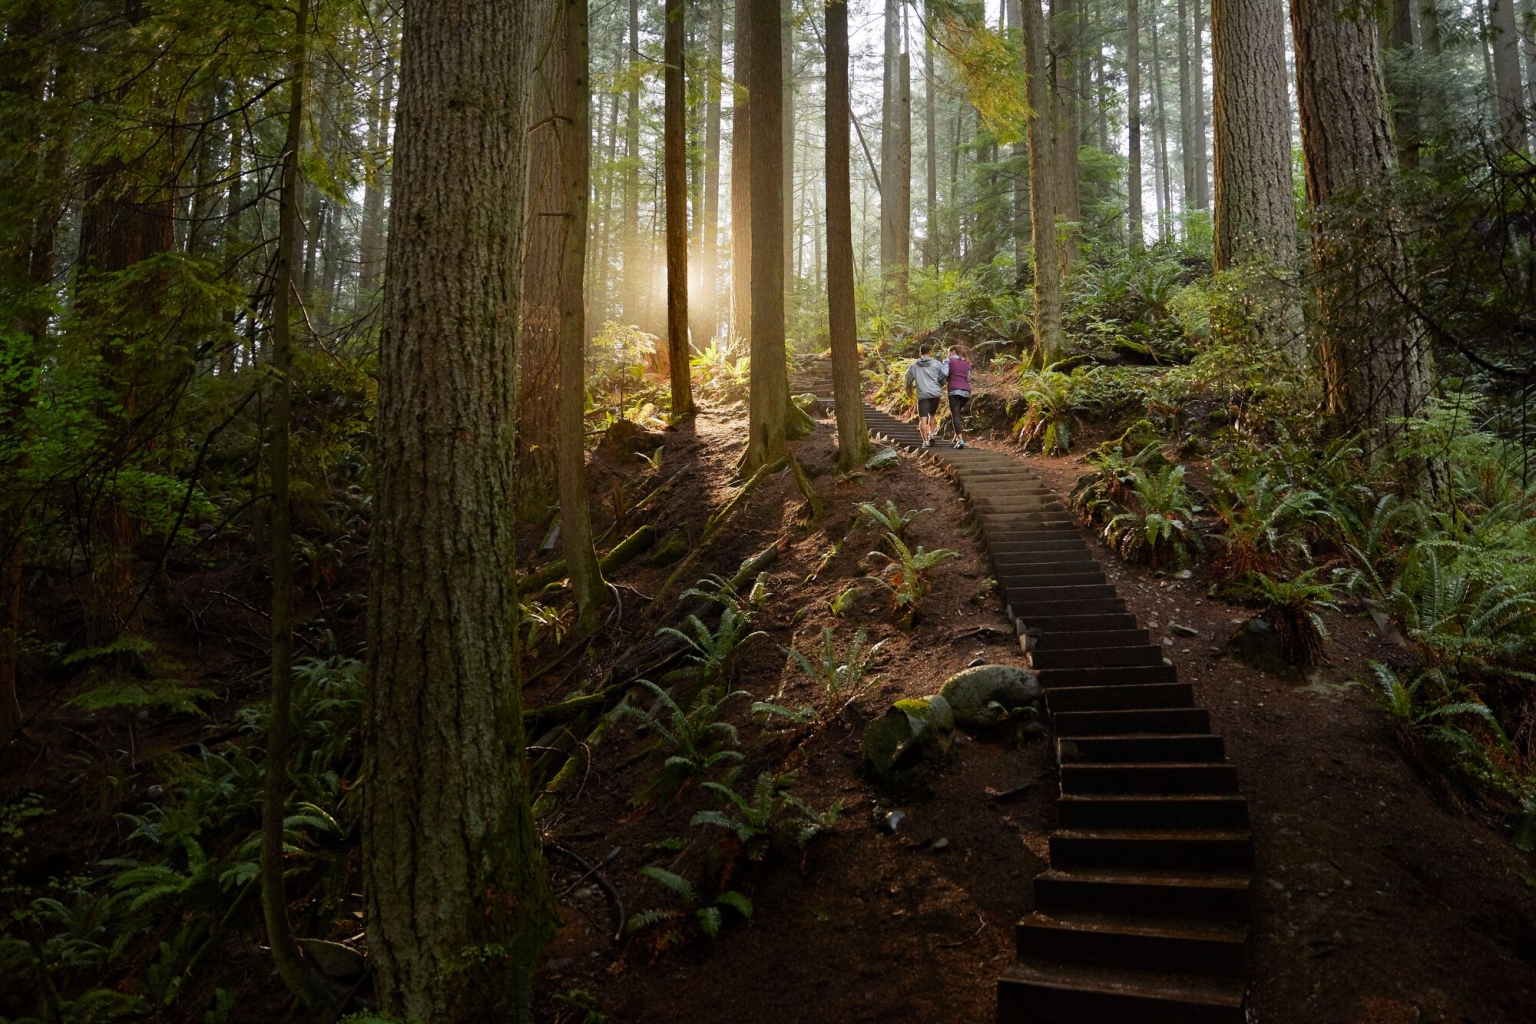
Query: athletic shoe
922,437,932,448
954,438,965,449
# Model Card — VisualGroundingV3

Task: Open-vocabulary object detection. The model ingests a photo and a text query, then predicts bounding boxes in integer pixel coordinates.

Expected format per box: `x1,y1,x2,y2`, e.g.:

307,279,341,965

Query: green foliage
1102,463,1201,569
656,606,767,689
866,533,960,614
610,681,748,805
1014,370,1083,454
626,866,752,943
692,772,842,860
1241,569,1339,669
690,338,751,404
854,499,932,546
1207,468,1326,579
65,677,216,717
784,626,882,699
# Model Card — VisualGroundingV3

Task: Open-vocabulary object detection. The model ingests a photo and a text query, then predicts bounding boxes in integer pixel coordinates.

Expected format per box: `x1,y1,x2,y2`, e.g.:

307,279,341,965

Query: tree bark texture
1488,0,1524,150
624,0,643,326
701,0,724,343
1211,0,1296,270
1127,0,1143,245
1150,1,1173,241
1178,0,1194,215
825,0,870,471
559,0,604,630
744,0,789,470
925,21,938,266
1051,0,1080,272
518,0,569,516
782,0,795,303
1023,0,1066,360
665,0,695,417
363,0,558,1018
1291,0,1432,446
731,0,752,344
879,0,903,299
1193,0,1208,208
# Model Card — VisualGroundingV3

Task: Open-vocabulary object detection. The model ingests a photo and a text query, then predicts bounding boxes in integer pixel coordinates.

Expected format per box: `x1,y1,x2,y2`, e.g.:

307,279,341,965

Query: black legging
948,393,969,434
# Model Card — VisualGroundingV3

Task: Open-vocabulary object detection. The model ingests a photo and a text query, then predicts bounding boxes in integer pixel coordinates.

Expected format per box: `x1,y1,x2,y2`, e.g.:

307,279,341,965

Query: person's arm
904,363,915,396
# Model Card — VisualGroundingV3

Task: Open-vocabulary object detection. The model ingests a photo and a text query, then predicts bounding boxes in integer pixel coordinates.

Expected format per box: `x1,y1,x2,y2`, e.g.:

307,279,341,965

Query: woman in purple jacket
944,345,972,449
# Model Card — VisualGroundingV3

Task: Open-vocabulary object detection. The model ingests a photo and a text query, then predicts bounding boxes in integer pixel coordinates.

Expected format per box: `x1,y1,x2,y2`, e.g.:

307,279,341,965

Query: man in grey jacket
904,341,949,448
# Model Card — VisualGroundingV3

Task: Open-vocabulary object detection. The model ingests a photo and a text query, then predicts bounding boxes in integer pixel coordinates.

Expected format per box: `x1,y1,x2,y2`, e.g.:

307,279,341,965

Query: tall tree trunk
1051,0,1081,272
1023,0,1066,360
1178,0,1195,223
1193,0,1208,207
364,0,559,1018
894,45,912,303
1211,0,1302,357
702,0,724,343
1523,0,1536,151
666,0,695,418
825,0,870,471
560,0,604,629
1419,1,1442,57
261,1,335,1007
221,96,244,374
1378,0,1418,167
731,0,752,344
782,0,795,314
624,0,643,325
1150,1,1173,242
1128,0,1144,246
925,19,938,266
1291,0,1432,451
743,0,789,470
360,35,394,293
518,0,570,516
880,0,901,299
1488,0,1524,150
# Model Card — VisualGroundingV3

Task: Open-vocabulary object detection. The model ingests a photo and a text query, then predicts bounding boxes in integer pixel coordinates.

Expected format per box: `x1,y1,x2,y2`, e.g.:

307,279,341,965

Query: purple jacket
945,357,971,394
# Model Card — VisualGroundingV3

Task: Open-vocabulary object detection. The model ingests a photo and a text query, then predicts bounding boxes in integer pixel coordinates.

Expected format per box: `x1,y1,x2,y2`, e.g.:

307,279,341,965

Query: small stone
1175,569,1193,580
1148,620,1160,629
931,837,950,852
881,810,905,834
968,655,988,667
1170,623,1199,637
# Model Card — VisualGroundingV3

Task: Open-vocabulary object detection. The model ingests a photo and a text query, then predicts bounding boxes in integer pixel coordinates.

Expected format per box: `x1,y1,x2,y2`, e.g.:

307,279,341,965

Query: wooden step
1015,612,1138,633
1054,707,1211,736
1009,598,1132,622
998,961,1247,1024
1056,793,1250,830
1016,911,1248,976
1035,664,1178,688
1048,829,1253,871
1031,645,1166,671
1034,628,1151,650
1059,762,1240,795
1058,733,1226,763
1032,867,1252,922
1046,683,1197,713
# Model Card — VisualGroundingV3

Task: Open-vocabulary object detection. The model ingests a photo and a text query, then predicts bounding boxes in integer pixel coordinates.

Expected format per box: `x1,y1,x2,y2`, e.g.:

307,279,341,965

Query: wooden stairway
858,404,1252,1024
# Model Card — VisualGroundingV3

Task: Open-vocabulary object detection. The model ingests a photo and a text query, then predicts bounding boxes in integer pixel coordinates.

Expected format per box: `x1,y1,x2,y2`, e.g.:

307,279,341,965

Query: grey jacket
904,355,949,400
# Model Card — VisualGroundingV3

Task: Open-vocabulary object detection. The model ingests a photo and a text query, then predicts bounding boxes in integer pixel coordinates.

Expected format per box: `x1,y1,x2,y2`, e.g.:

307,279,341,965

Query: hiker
945,345,972,449
904,341,948,448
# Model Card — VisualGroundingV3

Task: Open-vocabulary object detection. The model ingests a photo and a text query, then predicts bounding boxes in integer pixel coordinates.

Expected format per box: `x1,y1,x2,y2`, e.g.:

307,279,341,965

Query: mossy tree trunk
364,0,559,1019
665,0,695,420
1023,0,1066,361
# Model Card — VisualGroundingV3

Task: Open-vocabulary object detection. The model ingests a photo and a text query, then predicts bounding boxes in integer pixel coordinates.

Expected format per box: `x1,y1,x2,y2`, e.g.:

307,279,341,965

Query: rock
939,664,1041,730
862,695,957,793
792,392,821,416
880,809,905,834
647,529,689,567
296,939,366,982
864,448,900,471
1231,615,1297,677
598,419,664,456
1175,569,1193,580
1170,622,1199,637
968,655,988,667
931,837,950,852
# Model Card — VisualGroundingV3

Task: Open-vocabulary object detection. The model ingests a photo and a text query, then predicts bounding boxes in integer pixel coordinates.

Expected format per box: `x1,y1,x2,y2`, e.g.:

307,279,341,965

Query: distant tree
743,0,790,471
665,0,695,418
364,0,558,1018
1023,0,1066,359
825,0,871,471
1127,0,1144,246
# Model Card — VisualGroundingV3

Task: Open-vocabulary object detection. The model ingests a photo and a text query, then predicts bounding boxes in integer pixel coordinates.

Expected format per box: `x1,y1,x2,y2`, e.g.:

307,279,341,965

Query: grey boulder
940,664,1041,729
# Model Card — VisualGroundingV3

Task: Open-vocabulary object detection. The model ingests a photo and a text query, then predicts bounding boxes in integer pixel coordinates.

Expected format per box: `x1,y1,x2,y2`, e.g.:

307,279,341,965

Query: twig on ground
546,841,627,944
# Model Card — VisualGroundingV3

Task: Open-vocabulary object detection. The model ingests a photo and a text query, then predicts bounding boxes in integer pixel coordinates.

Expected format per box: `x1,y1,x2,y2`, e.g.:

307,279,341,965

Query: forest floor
6,400,1536,1023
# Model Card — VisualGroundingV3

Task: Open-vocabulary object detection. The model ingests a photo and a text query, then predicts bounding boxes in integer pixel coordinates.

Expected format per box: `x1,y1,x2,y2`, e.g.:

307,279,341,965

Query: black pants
948,393,969,434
